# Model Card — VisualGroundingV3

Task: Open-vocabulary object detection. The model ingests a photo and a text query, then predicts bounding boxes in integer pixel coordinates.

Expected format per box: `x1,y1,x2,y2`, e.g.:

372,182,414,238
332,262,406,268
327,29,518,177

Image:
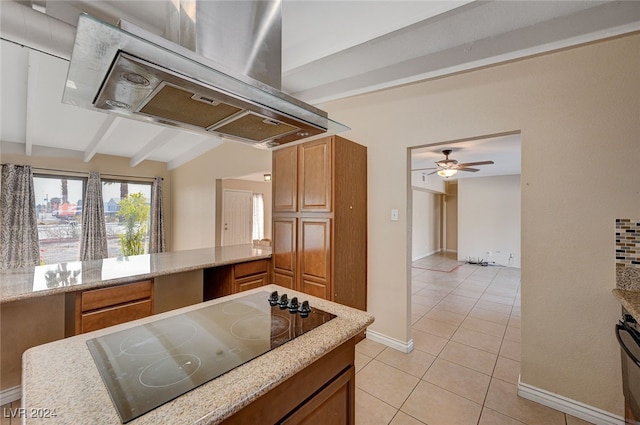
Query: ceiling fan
413,149,494,178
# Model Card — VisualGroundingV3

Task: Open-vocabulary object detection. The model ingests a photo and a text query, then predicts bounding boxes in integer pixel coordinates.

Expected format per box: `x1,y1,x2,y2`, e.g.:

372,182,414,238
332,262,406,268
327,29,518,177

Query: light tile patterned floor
355,252,593,425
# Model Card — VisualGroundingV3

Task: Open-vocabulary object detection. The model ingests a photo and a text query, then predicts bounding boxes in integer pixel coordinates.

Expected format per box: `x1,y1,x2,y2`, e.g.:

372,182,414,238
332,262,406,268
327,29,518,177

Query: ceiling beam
83,115,118,162
167,136,224,170
24,49,41,156
129,129,175,167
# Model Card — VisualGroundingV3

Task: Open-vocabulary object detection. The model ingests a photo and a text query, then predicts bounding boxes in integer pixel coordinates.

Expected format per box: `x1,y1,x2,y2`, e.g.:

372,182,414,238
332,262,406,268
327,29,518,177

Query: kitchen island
0,244,271,402
21,285,374,424
0,244,271,304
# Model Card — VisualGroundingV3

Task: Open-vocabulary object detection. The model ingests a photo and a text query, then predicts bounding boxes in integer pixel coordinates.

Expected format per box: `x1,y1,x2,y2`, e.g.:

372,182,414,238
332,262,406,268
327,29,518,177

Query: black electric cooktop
86,290,335,423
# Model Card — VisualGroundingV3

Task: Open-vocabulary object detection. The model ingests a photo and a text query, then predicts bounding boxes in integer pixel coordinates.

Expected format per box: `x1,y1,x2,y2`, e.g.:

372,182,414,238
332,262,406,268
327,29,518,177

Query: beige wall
458,175,521,267
411,189,441,261
444,182,458,252
170,142,271,250
323,34,640,415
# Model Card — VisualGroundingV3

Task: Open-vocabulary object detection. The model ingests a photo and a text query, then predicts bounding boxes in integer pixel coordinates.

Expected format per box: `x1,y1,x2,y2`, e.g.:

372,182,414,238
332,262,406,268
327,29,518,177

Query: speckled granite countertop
22,285,374,425
613,289,640,321
0,245,271,304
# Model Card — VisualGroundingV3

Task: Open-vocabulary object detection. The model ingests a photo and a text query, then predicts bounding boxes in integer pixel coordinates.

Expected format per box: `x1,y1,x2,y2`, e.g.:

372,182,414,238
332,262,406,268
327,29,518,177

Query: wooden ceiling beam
129,129,175,167
24,49,41,156
83,115,118,162
167,136,224,170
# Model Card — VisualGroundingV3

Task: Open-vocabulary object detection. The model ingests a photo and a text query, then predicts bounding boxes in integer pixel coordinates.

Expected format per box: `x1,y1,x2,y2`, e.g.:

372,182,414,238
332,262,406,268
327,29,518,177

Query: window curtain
79,171,108,261
149,177,166,253
0,164,40,269
252,193,264,240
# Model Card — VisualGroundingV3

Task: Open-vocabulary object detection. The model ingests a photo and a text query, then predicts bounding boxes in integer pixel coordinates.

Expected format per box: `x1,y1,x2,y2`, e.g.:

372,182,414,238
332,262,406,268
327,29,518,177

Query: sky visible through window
33,178,139,207
33,175,152,264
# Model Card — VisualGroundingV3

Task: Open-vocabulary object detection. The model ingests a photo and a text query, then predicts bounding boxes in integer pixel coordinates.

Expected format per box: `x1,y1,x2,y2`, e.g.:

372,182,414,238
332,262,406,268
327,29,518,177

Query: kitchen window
102,180,152,258
33,175,86,264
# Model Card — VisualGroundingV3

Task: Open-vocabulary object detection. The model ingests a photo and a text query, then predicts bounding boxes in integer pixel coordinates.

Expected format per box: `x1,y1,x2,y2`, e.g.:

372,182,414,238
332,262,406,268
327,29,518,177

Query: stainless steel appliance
87,290,334,423
616,309,640,424
62,2,349,148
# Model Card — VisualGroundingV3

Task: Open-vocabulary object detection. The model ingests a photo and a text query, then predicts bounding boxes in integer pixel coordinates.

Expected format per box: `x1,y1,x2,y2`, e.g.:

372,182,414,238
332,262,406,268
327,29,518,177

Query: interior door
222,189,253,246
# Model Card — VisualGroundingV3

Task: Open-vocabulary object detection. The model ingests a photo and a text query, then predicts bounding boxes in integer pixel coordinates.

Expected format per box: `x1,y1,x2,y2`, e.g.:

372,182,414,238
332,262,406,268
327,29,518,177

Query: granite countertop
612,289,640,321
0,244,271,304
22,284,374,425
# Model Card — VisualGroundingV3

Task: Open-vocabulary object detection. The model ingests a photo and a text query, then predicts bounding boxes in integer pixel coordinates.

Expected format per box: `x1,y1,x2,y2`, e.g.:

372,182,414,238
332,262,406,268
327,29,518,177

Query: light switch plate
391,209,399,221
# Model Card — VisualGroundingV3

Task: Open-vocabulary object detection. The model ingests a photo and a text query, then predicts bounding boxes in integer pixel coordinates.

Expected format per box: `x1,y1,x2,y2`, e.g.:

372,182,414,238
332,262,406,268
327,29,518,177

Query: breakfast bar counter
21,285,374,424
0,244,271,304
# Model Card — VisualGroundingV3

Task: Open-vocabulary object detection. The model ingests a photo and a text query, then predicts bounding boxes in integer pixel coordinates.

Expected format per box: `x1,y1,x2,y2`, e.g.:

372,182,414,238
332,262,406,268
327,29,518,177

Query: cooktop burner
86,290,335,423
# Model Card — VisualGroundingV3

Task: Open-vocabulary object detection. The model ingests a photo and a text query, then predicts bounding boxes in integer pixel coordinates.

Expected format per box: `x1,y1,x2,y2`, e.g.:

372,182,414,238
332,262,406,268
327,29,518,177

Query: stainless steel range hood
62,3,348,148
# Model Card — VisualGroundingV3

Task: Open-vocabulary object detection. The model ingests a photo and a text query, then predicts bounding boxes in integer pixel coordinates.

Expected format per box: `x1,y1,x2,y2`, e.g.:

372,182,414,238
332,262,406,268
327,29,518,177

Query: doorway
409,133,522,266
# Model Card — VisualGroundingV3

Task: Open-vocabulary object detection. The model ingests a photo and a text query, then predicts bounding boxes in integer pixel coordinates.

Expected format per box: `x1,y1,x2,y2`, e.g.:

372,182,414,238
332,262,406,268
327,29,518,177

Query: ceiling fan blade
411,167,438,171
427,170,439,175
458,160,494,167
458,167,479,172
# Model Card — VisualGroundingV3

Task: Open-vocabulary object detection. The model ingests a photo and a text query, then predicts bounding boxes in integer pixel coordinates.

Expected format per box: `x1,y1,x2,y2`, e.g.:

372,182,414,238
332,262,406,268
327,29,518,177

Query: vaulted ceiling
1,1,639,170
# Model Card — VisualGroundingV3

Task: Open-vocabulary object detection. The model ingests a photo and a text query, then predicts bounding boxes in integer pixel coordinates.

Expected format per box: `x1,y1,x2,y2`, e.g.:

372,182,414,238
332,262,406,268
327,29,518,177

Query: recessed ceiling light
105,99,130,109
121,72,150,86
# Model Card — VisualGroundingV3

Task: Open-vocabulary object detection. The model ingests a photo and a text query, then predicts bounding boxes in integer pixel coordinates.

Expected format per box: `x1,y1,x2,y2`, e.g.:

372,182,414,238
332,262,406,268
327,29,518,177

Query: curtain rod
1,164,162,181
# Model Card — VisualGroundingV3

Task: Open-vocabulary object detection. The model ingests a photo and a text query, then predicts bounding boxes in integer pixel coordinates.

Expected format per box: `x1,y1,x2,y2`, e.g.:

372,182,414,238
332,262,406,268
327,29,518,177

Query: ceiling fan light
437,169,458,178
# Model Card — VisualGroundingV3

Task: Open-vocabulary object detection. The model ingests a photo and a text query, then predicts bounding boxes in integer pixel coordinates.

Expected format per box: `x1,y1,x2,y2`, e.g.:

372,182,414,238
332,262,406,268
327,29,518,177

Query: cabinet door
281,366,355,425
298,218,331,299
273,145,298,212
273,217,297,288
299,138,332,212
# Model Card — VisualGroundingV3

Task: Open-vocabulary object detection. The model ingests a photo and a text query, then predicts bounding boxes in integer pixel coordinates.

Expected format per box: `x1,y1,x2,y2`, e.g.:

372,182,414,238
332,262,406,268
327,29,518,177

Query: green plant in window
117,192,149,256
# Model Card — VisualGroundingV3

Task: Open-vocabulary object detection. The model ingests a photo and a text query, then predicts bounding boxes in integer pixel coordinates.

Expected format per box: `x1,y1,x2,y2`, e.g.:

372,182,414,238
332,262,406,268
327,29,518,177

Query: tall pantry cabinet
271,136,367,311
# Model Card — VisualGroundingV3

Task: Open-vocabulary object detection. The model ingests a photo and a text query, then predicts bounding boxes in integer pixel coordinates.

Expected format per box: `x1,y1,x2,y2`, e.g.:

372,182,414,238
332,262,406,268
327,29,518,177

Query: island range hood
62,1,348,148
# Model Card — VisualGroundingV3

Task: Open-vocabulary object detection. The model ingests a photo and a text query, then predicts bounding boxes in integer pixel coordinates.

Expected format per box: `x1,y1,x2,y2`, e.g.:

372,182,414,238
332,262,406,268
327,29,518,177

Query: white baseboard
365,329,414,353
517,380,624,425
411,249,443,262
0,386,21,405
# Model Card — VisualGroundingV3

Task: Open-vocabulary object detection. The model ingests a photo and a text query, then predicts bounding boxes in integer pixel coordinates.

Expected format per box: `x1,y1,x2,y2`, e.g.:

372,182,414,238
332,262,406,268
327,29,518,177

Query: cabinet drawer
234,274,268,293
81,299,152,333
81,280,153,312
234,260,268,279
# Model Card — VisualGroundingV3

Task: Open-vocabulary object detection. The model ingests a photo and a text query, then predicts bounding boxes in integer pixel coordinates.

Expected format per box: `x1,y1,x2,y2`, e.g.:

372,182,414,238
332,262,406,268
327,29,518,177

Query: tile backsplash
616,219,640,290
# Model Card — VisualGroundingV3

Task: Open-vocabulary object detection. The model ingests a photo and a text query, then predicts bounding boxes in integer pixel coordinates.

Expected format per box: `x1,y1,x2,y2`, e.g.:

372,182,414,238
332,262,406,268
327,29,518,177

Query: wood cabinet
273,142,298,212
272,136,367,311
298,139,332,212
220,337,355,425
65,280,154,336
203,259,270,300
272,217,297,290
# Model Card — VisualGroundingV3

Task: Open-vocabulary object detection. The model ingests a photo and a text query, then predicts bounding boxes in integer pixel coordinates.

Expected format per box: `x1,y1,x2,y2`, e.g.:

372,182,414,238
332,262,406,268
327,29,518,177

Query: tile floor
354,252,593,425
